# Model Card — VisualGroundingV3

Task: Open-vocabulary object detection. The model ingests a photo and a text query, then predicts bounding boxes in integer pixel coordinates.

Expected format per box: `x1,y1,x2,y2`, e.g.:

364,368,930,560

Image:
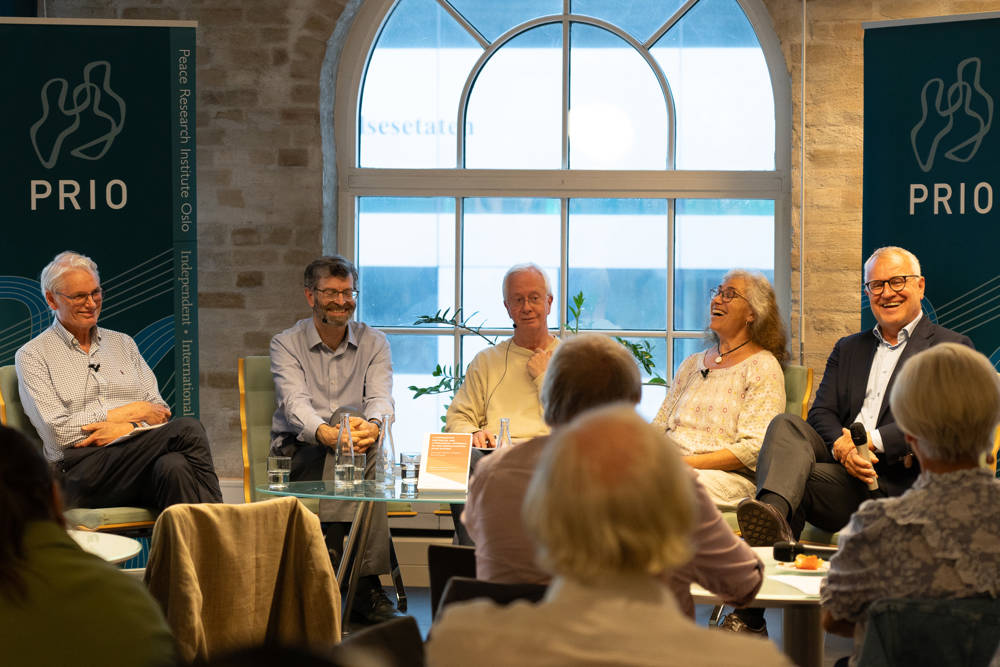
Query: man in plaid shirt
16,251,222,510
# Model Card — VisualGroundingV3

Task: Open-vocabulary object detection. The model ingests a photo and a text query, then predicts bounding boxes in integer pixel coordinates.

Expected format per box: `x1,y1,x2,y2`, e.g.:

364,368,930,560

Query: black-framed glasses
710,285,746,303
56,288,103,305
313,287,359,301
864,275,920,295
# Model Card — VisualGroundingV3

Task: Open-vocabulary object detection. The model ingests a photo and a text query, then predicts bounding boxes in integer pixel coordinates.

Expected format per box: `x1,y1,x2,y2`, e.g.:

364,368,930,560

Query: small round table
691,546,826,667
68,529,143,565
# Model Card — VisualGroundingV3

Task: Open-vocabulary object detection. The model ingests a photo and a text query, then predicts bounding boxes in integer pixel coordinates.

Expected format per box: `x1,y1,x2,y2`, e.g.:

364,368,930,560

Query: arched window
333,0,791,443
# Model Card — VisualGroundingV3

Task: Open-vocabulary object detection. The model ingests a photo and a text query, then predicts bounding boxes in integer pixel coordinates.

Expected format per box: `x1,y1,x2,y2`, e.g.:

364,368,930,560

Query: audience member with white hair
428,405,791,666
821,343,1000,664
462,333,765,616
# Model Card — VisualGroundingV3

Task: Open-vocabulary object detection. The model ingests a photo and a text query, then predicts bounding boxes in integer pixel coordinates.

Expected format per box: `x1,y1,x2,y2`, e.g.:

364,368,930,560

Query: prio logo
910,57,993,173
28,60,128,212
30,60,126,169
908,57,995,216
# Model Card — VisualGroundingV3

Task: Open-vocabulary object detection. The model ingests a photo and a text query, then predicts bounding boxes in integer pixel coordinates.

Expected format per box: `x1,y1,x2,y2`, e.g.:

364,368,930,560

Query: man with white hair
445,263,559,447
428,405,791,667
728,246,972,634
15,251,221,510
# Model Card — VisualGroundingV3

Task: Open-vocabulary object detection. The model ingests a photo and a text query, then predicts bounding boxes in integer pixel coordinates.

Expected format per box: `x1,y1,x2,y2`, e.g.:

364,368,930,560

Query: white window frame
329,0,791,382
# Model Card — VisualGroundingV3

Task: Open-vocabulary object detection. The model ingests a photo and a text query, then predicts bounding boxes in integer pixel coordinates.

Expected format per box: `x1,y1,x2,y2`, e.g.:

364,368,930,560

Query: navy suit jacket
806,316,974,496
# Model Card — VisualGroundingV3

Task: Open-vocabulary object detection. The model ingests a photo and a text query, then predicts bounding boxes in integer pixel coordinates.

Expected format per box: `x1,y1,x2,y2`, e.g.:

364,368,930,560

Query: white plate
775,560,830,575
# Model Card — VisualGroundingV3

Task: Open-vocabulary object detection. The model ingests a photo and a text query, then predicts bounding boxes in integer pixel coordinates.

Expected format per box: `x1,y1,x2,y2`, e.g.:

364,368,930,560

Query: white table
691,546,825,667
68,529,143,565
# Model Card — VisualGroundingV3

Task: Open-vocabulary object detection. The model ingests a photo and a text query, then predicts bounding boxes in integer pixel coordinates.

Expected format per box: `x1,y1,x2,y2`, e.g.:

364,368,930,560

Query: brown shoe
737,498,794,547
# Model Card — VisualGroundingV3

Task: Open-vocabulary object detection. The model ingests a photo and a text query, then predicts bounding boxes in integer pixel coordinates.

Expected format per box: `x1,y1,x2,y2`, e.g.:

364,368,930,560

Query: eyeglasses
313,287,359,301
864,275,920,295
508,294,546,308
56,288,103,305
710,286,746,303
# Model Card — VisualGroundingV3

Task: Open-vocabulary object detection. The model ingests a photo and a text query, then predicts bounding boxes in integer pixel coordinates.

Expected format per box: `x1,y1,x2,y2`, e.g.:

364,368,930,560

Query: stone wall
40,0,1000,477
46,0,348,477
763,0,1000,384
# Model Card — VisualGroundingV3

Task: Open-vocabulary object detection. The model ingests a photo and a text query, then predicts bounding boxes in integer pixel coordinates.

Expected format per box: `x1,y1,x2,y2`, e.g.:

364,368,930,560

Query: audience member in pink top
462,333,763,616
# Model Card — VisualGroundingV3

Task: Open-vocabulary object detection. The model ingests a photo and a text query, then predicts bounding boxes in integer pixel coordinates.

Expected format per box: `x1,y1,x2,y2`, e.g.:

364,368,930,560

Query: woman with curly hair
653,269,788,506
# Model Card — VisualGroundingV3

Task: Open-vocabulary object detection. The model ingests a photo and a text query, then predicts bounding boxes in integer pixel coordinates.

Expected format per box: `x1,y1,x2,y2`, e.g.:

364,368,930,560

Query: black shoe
737,498,794,547
350,577,404,626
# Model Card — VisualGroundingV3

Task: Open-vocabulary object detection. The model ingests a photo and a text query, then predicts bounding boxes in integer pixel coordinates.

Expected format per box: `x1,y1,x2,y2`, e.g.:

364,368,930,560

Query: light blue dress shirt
269,317,393,449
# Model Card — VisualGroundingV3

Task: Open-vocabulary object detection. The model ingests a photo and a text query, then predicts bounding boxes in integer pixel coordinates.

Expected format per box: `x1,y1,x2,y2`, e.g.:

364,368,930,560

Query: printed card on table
418,432,473,491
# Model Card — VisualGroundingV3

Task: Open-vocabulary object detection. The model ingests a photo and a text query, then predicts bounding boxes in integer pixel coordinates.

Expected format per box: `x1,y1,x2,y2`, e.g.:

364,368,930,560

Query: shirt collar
307,319,358,352
874,310,922,348
51,319,100,351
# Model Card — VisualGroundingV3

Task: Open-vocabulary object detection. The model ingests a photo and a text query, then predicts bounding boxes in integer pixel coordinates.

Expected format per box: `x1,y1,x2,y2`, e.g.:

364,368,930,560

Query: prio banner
0,18,198,415
863,12,1000,365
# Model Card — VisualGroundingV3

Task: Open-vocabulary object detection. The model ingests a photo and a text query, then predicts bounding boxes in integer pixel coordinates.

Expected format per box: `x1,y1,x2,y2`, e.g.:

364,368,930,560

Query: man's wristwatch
368,417,383,440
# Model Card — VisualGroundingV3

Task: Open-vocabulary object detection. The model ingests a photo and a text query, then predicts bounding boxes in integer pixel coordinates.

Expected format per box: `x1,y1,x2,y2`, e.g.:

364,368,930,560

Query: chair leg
389,536,407,613
709,604,726,627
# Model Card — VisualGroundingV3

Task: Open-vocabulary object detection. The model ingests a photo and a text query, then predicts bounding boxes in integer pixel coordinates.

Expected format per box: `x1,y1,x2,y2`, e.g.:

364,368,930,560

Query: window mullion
561,11,570,169
454,197,464,379
666,198,676,382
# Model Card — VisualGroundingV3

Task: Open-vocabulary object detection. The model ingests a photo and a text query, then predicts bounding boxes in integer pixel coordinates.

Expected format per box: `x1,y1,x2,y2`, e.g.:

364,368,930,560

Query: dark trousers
282,436,391,577
755,414,885,537
59,417,222,510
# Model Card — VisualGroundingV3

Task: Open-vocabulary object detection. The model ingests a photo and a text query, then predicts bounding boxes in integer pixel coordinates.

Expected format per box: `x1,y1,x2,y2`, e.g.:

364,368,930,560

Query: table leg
781,606,823,667
338,500,376,633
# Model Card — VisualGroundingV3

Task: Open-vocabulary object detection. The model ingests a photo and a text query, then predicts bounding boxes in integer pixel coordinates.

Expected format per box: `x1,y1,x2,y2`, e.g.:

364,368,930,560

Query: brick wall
41,0,1000,476
46,0,347,477
762,0,1000,389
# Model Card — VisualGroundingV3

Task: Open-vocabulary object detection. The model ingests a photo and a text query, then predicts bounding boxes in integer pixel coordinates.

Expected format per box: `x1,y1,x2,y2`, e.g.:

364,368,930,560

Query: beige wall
764,0,1000,384
43,0,1000,477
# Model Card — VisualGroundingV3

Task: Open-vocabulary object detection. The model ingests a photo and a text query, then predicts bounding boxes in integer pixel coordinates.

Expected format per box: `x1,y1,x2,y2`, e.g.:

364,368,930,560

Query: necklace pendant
714,355,723,364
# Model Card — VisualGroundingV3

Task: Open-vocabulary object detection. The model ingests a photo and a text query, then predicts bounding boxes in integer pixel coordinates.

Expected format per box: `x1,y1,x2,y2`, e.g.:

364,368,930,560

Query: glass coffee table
691,546,826,667
259,480,466,632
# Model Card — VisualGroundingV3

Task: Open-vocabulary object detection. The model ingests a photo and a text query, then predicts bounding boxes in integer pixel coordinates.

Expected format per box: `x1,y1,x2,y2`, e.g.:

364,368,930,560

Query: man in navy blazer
720,246,974,636
738,246,974,542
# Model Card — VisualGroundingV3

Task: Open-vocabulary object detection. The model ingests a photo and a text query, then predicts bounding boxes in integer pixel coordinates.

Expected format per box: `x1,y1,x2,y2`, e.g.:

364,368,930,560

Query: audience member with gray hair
461,333,766,617
428,406,791,667
821,343,1000,663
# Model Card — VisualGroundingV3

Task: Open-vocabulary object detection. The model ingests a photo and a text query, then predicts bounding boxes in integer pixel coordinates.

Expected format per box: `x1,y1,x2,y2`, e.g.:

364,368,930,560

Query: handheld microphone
700,368,710,378
850,421,879,491
773,540,838,562
88,363,100,372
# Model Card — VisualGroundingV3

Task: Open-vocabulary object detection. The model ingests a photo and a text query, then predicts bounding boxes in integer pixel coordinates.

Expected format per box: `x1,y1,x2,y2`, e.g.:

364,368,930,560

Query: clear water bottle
375,413,396,487
497,417,512,449
334,414,355,489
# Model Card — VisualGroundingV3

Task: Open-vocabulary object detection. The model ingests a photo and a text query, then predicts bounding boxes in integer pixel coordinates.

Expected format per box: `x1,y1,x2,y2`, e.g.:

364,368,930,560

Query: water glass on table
400,452,420,496
267,456,291,489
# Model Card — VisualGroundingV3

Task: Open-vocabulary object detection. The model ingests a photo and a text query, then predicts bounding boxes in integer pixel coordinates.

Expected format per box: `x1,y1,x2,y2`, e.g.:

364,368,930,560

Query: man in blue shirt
270,255,399,625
